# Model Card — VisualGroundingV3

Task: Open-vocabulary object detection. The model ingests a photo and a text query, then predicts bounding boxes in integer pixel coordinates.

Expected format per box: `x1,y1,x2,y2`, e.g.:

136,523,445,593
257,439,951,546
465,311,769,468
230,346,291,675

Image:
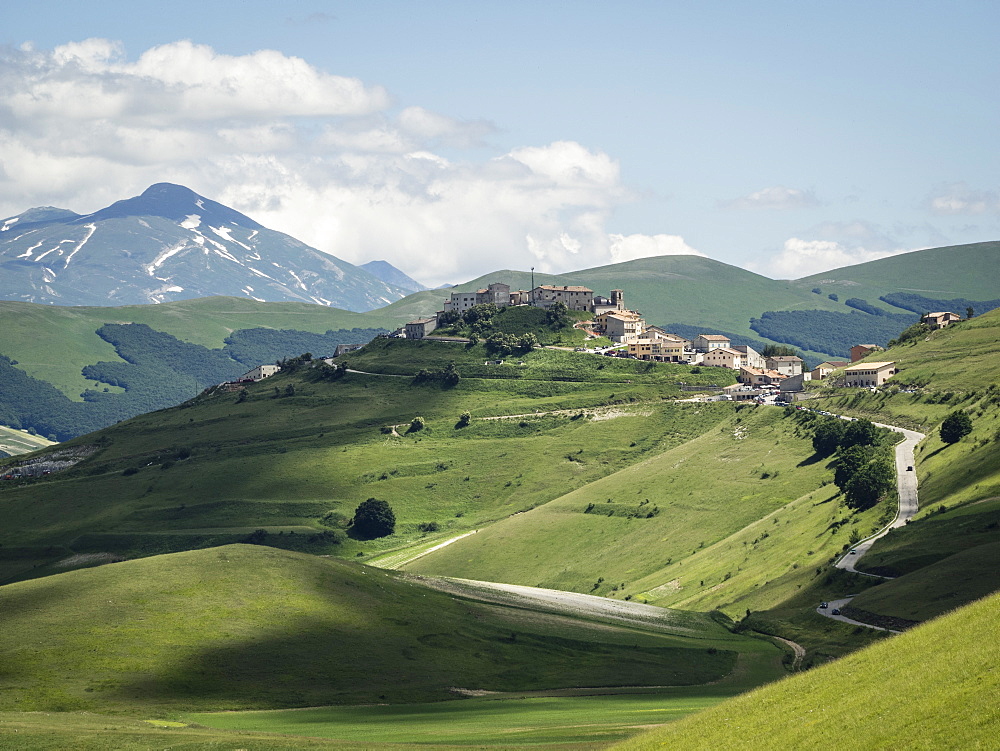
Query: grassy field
404,406,866,605
0,691,742,750
614,591,1000,750
0,425,54,456
187,693,729,748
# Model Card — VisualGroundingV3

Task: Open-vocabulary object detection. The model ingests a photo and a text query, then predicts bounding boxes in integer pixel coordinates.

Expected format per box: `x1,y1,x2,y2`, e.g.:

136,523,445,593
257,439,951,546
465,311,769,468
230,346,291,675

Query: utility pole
530,267,535,306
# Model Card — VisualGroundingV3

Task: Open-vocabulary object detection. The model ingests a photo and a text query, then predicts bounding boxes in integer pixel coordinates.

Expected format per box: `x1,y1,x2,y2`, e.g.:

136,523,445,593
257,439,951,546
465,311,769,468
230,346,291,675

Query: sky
2,1,998,287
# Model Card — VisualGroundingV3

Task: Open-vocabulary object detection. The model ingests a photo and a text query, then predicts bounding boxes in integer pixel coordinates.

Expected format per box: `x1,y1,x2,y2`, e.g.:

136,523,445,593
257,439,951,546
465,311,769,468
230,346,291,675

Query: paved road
835,422,925,574
815,597,902,634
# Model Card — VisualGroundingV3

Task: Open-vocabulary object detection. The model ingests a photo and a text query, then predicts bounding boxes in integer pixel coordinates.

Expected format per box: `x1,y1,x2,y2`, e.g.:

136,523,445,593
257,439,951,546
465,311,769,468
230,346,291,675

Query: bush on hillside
352,498,396,538
940,411,973,445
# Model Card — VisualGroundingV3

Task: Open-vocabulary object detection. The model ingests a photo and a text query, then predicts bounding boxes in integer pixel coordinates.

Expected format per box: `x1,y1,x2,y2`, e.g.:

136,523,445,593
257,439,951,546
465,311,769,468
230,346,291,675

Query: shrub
352,498,396,538
408,416,425,433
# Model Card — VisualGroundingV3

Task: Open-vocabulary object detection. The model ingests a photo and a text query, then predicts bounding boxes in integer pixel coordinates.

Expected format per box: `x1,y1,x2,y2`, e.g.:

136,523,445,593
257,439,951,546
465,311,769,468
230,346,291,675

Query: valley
0,269,998,748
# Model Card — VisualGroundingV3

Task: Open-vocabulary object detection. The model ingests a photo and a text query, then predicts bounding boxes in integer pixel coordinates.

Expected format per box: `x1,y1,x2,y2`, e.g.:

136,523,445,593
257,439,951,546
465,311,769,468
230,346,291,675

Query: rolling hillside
0,544,774,715
795,240,1000,308
0,300,998,747
615,591,1000,750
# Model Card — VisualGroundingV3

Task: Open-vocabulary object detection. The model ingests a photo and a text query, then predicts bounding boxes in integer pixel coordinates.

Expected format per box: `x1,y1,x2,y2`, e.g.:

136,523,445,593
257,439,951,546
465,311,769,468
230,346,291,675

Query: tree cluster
413,362,461,387
484,332,537,357
809,416,895,511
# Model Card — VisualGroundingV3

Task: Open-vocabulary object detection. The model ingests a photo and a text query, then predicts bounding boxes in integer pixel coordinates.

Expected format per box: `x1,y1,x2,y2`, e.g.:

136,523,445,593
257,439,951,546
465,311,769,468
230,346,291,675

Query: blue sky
2,1,997,286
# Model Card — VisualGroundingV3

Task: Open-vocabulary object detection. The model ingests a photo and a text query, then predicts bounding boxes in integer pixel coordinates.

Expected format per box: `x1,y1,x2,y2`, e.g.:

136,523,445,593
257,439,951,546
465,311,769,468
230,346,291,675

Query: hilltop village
391,281,952,402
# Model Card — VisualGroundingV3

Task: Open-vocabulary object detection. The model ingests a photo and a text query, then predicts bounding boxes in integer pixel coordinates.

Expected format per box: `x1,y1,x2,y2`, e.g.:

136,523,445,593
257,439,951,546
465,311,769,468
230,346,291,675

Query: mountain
359,260,429,293
0,183,409,311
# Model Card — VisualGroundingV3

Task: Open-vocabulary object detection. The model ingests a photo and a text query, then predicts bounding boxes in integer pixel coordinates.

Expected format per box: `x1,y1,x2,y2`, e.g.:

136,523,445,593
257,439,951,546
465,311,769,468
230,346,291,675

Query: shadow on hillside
111,610,736,711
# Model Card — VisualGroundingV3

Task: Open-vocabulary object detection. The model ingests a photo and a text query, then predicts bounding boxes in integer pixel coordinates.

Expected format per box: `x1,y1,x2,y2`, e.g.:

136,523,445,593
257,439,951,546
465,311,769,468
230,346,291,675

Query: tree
812,418,845,456
841,419,879,448
966,306,975,320
352,498,396,538
834,444,875,491
408,415,425,433
516,333,538,354
844,459,895,511
545,301,571,328
442,362,460,387
940,411,973,445
485,332,518,357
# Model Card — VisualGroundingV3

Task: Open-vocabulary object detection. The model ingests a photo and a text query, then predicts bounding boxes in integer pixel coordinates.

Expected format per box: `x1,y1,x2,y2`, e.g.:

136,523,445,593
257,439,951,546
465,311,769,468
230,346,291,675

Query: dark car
819,602,829,609
907,466,914,471
832,608,841,616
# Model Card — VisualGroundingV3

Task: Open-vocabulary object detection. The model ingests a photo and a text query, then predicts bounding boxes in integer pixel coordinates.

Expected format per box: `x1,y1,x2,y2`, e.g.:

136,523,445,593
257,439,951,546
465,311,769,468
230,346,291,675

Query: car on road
819,602,829,609
832,609,841,615
907,465,913,471
850,549,857,554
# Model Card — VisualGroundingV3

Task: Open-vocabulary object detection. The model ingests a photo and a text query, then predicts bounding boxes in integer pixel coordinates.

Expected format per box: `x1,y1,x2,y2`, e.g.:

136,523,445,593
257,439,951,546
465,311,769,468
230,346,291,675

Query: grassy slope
406,406,876,612
794,240,1000,307
0,297,398,399
801,307,1000,623
0,544,775,713
615,591,1000,751
0,340,733,582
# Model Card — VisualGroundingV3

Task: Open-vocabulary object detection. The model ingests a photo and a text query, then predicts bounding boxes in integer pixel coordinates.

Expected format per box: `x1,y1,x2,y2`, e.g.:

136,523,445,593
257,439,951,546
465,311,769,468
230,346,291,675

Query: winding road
834,421,925,574
816,417,925,632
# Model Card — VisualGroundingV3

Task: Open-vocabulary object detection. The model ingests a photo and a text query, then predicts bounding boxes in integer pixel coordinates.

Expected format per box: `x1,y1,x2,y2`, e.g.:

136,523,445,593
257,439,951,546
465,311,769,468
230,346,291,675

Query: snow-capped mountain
0,183,409,310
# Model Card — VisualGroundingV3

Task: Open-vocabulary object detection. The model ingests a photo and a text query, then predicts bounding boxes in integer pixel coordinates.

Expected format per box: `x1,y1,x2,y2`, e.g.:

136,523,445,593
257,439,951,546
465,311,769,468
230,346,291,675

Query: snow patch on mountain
64,224,96,267
146,242,188,275
181,214,201,229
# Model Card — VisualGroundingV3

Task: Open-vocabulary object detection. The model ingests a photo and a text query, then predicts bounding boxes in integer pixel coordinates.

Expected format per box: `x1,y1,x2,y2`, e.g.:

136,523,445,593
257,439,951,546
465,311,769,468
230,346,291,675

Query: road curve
815,597,902,634
835,422,925,574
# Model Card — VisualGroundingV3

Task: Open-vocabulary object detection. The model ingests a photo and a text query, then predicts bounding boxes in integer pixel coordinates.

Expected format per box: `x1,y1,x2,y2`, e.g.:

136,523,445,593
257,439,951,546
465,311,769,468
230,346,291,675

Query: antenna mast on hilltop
531,267,534,305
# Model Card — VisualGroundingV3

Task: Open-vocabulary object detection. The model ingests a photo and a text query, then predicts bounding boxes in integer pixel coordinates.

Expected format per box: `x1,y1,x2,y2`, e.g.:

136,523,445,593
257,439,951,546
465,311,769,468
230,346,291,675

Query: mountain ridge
0,183,408,311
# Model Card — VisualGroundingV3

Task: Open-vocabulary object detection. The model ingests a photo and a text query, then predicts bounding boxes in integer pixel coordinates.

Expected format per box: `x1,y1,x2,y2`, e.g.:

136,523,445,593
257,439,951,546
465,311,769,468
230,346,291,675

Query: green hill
614,591,1000,751
0,543,778,715
0,339,734,584
795,240,1000,307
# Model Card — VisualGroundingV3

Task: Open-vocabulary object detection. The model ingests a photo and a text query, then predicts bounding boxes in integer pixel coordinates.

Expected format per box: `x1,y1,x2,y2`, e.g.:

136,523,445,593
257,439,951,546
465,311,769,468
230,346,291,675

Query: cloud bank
0,39,697,287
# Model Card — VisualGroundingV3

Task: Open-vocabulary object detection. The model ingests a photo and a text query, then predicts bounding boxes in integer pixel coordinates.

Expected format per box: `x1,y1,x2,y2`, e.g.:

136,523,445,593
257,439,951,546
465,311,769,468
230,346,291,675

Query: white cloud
0,39,672,288
755,237,915,279
721,185,819,210
925,183,1000,215
608,233,703,264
